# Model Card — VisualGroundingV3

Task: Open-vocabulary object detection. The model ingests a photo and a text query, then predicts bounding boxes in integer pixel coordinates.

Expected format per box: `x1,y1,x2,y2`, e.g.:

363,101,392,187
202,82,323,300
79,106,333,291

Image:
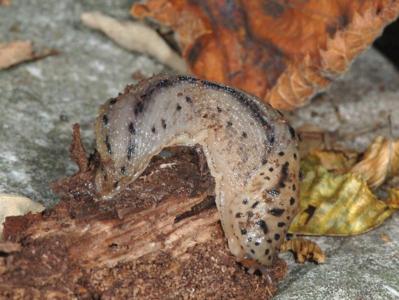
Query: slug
95,75,299,267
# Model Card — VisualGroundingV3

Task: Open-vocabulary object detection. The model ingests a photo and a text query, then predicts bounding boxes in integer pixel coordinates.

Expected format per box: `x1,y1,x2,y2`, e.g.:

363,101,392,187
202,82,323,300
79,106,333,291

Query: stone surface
0,1,398,299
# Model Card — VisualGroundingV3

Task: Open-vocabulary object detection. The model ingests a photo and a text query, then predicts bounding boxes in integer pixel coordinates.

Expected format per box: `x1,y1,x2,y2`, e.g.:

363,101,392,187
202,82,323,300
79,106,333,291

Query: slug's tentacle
95,75,299,266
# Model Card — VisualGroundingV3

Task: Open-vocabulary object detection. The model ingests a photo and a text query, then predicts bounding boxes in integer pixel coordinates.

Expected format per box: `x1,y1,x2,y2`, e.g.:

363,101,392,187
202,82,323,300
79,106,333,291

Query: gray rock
0,1,398,299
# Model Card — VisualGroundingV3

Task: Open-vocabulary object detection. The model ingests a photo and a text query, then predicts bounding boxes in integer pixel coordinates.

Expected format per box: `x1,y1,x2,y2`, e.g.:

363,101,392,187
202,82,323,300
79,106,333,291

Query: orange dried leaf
0,0,11,6
280,238,325,264
0,41,33,69
351,136,399,189
0,41,59,70
132,0,399,110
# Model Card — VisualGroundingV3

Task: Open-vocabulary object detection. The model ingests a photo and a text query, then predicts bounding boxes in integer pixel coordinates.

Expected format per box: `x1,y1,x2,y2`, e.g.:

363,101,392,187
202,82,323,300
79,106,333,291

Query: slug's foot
280,238,325,264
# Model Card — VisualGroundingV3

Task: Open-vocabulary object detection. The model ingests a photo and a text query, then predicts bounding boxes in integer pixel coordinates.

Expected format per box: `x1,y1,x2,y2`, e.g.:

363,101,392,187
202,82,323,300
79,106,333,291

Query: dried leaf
0,0,11,6
132,0,399,110
280,238,325,264
351,136,399,189
310,149,358,173
81,11,187,72
0,41,59,70
387,188,399,208
0,41,33,69
289,154,398,236
380,233,392,243
0,194,45,241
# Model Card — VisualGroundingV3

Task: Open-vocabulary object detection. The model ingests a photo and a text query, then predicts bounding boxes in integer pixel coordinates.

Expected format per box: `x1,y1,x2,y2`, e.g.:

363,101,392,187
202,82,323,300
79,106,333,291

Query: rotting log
0,125,286,299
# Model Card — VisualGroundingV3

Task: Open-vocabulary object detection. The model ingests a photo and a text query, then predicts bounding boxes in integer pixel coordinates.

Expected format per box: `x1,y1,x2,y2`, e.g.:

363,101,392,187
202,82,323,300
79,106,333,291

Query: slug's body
95,75,299,267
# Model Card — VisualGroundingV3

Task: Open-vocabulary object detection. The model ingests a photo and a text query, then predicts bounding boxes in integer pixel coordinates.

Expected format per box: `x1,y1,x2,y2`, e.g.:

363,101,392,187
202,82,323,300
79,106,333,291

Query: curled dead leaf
351,136,399,189
289,154,398,236
280,238,325,264
132,0,399,110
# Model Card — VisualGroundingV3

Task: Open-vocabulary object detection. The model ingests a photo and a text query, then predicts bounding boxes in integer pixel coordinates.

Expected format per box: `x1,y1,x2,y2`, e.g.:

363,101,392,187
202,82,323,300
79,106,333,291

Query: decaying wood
0,126,286,299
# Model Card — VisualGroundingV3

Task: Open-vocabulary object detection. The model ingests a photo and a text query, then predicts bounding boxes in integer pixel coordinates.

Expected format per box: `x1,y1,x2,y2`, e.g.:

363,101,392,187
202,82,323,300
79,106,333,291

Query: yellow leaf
289,155,398,236
310,149,358,173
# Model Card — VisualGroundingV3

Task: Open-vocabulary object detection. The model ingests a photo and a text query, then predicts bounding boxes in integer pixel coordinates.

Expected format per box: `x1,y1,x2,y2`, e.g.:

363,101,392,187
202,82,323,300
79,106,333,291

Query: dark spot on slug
235,212,242,218
127,144,134,160
241,228,247,235
260,172,265,176
265,249,270,255
217,106,222,113
134,101,144,115
267,239,272,244
109,98,117,105
267,189,280,197
262,158,268,165
288,125,296,138
227,121,233,127
254,242,260,246
105,136,112,154
268,255,272,260
269,167,274,172
269,208,285,217
151,126,156,133
274,233,281,241
268,134,275,145
202,113,208,118
250,249,255,254
128,122,135,134
242,199,248,205
265,176,270,180
247,211,254,218
277,162,290,188
251,201,259,209
292,184,296,191
161,119,167,129
185,96,192,103
121,166,126,175
176,103,182,111
290,197,295,205
277,222,286,227
293,153,297,160
278,151,285,156
242,131,247,138
256,220,268,234
102,114,108,125
177,92,183,97
113,181,119,188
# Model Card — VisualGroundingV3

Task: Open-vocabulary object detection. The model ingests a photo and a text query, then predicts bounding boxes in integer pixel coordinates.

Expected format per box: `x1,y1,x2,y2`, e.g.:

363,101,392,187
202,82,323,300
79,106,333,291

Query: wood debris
0,193,44,240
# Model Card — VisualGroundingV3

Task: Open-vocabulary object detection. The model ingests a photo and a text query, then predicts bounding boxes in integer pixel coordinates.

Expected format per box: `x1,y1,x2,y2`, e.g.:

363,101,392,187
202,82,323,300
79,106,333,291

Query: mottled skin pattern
95,75,299,267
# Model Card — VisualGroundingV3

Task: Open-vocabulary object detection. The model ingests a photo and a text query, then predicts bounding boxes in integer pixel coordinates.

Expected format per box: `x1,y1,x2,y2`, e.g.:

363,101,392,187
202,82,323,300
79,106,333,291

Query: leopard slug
95,75,299,267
